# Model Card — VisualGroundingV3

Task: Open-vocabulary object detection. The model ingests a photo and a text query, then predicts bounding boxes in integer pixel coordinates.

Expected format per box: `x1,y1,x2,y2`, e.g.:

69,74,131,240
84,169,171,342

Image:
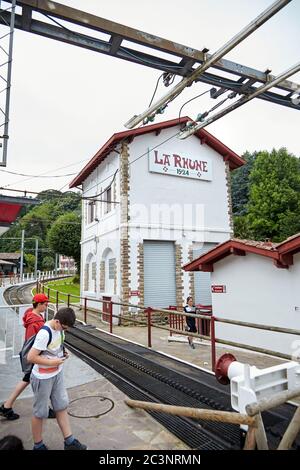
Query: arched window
100,248,116,294
84,253,96,292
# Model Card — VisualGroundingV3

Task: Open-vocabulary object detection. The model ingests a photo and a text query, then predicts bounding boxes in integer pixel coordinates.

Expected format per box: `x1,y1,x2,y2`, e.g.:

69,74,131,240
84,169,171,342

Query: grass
34,277,81,304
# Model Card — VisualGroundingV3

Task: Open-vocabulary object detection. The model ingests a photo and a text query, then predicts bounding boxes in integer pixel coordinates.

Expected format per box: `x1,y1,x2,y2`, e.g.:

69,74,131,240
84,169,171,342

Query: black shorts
22,373,31,383
186,317,197,333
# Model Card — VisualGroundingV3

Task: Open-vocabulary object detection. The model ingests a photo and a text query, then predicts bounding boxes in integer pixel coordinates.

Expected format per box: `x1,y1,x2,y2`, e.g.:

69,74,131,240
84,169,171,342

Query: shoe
64,438,87,450
48,407,56,419
33,443,49,450
191,343,195,349
0,403,20,420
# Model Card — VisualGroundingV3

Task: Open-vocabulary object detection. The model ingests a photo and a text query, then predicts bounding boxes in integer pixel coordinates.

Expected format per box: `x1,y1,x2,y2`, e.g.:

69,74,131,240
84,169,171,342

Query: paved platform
0,287,188,450
1,284,297,450
0,364,188,450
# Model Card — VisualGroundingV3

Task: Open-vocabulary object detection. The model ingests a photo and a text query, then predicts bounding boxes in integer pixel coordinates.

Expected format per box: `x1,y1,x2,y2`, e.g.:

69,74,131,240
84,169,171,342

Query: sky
0,0,299,195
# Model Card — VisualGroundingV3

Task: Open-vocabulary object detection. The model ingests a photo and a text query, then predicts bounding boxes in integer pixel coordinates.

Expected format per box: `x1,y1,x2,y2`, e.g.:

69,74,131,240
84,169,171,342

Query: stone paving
0,375,188,450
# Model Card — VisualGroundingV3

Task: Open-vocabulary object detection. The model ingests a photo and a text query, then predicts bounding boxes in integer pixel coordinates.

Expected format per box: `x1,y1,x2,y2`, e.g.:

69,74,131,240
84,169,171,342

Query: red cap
32,293,49,303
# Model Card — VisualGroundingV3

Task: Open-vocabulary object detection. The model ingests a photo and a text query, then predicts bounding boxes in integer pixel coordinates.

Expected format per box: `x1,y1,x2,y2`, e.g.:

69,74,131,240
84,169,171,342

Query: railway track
3,283,35,305
4,283,300,450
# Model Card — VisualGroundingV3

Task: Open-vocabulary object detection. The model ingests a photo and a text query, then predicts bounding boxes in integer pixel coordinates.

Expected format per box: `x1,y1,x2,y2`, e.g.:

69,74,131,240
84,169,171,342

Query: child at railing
184,296,197,349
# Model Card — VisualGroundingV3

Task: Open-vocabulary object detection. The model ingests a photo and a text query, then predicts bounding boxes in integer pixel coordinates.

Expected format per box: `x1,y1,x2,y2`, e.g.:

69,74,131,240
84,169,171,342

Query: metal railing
35,280,300,371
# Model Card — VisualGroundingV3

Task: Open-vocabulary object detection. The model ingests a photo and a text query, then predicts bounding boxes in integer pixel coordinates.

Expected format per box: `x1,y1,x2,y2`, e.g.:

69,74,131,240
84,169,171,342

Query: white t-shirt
31,323,65,379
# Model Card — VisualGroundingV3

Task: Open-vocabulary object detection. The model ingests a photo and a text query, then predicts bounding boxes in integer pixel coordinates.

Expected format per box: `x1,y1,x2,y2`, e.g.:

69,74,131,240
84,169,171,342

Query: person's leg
4,380,29,408
55,409,72,438
0,373,31,419
32,416,44,443
51,372,87,450
30,375,52,449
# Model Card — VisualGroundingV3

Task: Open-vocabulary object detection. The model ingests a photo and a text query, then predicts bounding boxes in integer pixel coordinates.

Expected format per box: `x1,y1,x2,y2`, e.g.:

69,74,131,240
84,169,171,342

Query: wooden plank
277,406,300,450
246,387,300,416
243,427,256,450
125,399,256,426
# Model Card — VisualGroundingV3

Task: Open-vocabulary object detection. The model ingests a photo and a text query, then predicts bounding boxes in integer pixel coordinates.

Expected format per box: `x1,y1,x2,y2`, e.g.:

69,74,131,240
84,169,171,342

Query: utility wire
0,186,80,199
178,88,211,123
81,129,181,198
0,169,77,177
2,158,90,188
148,74,164,108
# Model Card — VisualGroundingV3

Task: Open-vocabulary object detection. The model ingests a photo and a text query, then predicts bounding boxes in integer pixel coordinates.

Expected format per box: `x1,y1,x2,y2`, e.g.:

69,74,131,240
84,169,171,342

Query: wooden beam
246,386,300,416
273,259,289,269
230,247,246,256
125,399,256,426
243,426,257,450
279,253,293,266
199,263,213,272
254,413,268,450
277,406,300,450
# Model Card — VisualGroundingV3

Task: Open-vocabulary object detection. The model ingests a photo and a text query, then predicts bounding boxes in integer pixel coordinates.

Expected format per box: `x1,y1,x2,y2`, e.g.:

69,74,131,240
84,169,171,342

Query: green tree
231,151,257,216
24,253,36,273
246,148,300,242
0,190,81,260
42,256,55,270
47,213,81,270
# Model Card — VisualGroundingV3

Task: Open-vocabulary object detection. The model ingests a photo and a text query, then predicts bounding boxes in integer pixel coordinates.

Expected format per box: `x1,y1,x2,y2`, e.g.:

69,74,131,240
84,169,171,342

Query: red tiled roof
230,238,278,250
69,117,244,188
0,253,21,260
183,234,300,272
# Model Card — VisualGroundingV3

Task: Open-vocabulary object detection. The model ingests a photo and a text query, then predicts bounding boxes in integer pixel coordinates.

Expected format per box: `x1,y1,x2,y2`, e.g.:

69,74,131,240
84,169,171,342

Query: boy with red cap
0,293,55,420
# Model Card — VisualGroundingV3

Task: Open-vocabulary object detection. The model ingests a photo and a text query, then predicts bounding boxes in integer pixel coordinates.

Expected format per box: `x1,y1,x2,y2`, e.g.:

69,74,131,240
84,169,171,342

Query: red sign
130,290,140,297
211,285,226,293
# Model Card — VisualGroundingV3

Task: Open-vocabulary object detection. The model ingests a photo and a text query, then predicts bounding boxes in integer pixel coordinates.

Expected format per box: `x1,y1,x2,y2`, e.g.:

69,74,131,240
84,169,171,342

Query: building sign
130,290,140,297
148,148,212,181
211,285,226,293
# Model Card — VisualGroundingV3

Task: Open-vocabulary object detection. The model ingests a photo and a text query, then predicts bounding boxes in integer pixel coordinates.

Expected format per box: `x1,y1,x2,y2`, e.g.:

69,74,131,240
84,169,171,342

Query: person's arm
27,329,64,366
183,306,188,324
27,348,65,366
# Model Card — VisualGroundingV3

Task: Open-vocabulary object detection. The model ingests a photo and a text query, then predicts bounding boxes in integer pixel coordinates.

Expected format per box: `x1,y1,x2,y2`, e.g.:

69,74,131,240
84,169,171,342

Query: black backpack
19,325,52,375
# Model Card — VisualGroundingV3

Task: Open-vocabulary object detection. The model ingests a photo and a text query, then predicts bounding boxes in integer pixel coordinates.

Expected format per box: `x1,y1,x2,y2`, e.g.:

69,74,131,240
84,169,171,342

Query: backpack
19,325,52,375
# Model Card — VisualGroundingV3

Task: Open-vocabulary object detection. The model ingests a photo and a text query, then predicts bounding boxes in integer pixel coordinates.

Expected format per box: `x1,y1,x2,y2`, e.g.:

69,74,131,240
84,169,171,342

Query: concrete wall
211,252,300,356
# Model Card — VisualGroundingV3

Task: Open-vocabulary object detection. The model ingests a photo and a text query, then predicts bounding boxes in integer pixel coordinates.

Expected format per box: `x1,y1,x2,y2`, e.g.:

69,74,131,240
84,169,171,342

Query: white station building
70,117,244,314
184,234,300,356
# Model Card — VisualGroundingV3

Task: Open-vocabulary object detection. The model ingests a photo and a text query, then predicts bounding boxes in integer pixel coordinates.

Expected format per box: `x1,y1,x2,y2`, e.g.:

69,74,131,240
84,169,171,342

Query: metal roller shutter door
193,243,216,306
143,241,176,308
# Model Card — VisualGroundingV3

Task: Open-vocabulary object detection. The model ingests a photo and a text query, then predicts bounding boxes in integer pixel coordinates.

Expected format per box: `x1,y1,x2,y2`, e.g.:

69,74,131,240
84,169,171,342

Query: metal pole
146,307,152,348
19,229,24,281
180,60,300,138
34,238,38,279
0,0,16,166
109,301,113,334
55,253,58,276
84,297,87,323
125,0,291,129
210,316,216,372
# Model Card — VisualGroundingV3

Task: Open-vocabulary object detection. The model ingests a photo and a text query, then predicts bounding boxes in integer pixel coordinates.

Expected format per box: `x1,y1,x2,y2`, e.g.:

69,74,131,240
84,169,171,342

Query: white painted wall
211,252,300,356
81,151,120,304
80,124,236,305
129,126,231,235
